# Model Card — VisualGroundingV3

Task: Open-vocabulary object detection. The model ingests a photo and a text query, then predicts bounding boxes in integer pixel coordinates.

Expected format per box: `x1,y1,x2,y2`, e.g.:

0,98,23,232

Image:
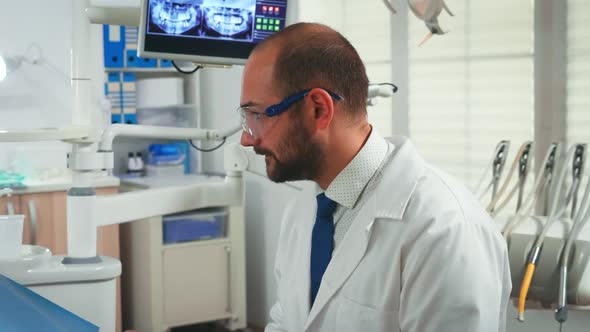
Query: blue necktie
310,193,337,307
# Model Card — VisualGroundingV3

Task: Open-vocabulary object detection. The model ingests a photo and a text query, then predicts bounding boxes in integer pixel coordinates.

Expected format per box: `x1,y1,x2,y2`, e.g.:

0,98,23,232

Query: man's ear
309,88,336,130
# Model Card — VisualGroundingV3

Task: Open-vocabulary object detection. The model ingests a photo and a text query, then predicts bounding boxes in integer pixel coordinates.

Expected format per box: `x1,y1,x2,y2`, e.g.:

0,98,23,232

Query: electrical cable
376,82,399,93
189,137,226,152
172,60,202,74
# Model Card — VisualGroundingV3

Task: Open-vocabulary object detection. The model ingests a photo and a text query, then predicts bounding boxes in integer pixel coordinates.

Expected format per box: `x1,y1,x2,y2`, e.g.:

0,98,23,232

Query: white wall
0,0,103,175
0,0,71,171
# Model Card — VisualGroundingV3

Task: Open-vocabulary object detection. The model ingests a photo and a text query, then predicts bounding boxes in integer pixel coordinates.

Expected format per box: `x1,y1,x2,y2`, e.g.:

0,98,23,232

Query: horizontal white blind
567,0,590,146
566,0,590,204
300,0,393,136
342,0,392,136
408,0,534,190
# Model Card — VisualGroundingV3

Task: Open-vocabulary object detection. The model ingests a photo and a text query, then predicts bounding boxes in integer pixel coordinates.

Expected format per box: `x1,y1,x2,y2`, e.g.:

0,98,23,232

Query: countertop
9,176,120,195
121,174,225,190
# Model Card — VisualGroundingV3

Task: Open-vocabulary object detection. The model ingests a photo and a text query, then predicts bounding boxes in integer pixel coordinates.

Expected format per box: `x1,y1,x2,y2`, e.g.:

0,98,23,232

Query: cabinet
163,241,230,324
120,180,247,332
1,186,122,332
0,194,20,215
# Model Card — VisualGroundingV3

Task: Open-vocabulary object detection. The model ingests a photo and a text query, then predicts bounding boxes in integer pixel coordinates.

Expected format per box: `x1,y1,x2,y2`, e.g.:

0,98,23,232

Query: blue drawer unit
103,25,125,68
163,208,227,244
111,114,122,124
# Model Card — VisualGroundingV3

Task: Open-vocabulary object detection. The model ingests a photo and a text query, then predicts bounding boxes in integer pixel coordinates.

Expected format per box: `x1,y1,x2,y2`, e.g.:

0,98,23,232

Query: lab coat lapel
302,136,425,330
304,194,377,330
297,200,315,325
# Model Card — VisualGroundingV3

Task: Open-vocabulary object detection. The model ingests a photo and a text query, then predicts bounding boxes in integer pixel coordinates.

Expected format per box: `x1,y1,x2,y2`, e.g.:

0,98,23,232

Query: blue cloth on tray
0,274,99,332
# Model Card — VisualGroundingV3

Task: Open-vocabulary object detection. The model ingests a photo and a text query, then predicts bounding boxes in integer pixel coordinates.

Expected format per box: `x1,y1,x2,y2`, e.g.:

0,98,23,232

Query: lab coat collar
304,136,425,330
374,136,425,220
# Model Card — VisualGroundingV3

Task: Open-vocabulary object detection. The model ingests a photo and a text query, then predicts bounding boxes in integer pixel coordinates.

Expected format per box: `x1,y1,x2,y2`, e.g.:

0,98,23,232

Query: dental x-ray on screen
138,0,288,65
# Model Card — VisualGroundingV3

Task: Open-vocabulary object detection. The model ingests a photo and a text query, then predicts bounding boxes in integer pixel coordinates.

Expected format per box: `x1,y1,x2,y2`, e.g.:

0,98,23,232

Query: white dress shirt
321,127,390,247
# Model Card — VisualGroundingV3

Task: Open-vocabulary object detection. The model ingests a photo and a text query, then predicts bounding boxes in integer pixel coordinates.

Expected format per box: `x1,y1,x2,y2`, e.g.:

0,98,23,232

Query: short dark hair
254,23,369,117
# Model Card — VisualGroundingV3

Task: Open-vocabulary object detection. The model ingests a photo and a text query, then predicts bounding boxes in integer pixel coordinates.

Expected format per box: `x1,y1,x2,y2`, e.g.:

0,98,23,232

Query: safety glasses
238,88,342,139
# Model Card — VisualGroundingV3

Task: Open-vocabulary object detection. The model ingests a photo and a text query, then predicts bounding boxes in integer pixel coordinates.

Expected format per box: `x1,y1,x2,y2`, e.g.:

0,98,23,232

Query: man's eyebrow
240,100,262,108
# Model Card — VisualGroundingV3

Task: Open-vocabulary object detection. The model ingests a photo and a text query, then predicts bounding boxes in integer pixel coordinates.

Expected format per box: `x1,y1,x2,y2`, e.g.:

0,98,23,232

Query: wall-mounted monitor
138,0,289,65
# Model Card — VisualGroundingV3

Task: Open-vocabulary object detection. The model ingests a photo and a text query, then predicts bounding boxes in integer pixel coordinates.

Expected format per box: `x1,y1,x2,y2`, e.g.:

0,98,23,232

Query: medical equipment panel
138,0,289,65
162,208,227,244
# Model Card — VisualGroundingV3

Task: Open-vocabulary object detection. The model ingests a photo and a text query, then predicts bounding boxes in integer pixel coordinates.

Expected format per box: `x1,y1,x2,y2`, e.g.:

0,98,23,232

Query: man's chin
264,157,279,181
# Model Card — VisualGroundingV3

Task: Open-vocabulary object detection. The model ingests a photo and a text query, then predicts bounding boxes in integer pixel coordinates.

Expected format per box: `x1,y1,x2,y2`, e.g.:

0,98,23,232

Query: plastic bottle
135,152,145,175
127,152,137,174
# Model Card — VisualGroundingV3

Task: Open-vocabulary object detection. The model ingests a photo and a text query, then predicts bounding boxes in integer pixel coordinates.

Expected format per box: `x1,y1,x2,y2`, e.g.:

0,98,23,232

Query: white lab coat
266,136,512,332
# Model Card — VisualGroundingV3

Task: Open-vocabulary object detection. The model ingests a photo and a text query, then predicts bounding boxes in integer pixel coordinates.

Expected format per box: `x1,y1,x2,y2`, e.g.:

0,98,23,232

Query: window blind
408,0,534,190
302,0,394,136
341,1,393,136
565,0,590,205
566,0,590,146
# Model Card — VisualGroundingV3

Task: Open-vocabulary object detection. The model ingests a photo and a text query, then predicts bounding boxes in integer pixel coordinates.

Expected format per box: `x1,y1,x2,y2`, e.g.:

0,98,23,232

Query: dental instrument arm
502,143,559,237
383,0,455,36
474,140,509,198
570,145,586,218
555,151,590,326
487,141,532,214
517,144,579,322
491,143,533,217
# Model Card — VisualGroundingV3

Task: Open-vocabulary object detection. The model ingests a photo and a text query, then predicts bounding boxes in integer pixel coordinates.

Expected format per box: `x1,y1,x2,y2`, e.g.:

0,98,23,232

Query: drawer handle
28,200,38,245
225,245,232,313
6,202,15,215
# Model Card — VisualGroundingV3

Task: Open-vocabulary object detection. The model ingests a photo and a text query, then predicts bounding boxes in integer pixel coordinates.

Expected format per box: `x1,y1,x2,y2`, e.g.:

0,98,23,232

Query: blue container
148,143,186,166
111,114,122,124
163,209,227,244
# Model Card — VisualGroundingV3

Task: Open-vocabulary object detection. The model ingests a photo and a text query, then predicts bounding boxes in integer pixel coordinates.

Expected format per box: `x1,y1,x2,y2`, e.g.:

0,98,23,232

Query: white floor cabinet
120,180,247,332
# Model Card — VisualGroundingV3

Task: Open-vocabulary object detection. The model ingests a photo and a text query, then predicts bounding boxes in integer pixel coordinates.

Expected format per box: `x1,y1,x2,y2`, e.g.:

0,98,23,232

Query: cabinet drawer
0,195,20,215
163,241,231,325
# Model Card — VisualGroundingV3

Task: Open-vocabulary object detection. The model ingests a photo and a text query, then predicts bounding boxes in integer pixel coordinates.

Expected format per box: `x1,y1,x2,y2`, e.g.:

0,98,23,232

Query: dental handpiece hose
517,145,577,322
518,246,541,322
556,170,590,324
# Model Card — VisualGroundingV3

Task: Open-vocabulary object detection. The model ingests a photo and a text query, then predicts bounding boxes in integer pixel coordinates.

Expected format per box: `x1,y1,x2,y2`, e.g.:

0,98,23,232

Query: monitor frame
137,0,286,66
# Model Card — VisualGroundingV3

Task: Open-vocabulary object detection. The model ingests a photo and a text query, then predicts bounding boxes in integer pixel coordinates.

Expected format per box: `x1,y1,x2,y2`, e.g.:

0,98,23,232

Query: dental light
382,0,454,45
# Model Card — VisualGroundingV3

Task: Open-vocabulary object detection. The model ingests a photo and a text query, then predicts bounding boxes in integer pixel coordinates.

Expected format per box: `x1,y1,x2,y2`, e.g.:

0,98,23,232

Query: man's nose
240,131,260,147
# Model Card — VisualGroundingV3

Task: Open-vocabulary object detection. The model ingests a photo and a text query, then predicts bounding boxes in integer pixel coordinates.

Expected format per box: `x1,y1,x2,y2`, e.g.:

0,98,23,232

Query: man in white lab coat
238,22,512,332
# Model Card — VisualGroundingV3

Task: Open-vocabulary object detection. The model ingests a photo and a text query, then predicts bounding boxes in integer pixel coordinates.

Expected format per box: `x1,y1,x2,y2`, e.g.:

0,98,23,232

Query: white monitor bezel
137,0,276,66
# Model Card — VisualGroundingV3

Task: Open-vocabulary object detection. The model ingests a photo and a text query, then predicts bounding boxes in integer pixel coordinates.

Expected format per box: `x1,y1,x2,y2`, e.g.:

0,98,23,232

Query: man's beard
254,116,324,183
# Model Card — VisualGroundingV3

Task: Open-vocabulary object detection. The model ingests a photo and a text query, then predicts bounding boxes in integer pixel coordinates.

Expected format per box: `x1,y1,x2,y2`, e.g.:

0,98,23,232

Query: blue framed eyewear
264,88,343,117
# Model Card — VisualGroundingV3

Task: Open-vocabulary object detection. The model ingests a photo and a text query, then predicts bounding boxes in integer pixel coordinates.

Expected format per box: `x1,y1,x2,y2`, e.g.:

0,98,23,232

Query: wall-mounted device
138,0,289,66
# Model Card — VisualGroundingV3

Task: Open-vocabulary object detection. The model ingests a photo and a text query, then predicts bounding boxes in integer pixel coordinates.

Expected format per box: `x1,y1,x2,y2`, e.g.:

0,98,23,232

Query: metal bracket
542,143,559,216
571,144,587,217
492,140,510,197
517,142,533,210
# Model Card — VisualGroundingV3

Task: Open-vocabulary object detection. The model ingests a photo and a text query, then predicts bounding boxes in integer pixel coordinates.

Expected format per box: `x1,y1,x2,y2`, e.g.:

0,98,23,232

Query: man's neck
315,124,372,190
